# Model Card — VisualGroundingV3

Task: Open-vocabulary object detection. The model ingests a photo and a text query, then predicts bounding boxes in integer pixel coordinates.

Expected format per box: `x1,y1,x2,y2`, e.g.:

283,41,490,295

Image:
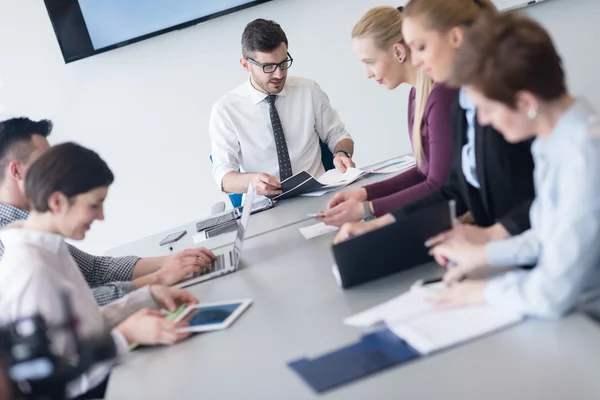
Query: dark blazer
392,97,535,235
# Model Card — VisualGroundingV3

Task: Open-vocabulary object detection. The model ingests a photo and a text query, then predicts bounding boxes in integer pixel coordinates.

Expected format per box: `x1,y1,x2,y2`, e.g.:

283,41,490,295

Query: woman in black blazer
334,0,535,245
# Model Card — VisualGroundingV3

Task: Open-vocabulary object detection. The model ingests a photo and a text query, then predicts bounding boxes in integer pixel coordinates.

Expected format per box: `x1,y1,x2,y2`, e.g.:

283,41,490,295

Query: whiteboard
494,0,547,10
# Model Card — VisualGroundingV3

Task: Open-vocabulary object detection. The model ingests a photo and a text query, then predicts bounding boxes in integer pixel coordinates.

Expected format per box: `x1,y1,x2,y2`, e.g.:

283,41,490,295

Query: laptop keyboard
191,251,234,278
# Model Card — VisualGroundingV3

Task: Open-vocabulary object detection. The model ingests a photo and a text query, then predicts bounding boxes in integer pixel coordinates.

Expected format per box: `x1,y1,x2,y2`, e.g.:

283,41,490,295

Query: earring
398,57,405,63
527,109,537,120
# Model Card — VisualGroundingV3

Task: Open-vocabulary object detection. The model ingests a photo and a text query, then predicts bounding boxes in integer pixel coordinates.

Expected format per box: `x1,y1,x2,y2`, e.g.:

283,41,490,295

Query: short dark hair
241,19,288,58
450,12,566,108
0,117,53,184
25,142,114,213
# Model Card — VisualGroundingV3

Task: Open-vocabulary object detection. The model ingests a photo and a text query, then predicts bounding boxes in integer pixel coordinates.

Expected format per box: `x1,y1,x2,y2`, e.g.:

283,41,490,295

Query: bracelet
363,201,375,221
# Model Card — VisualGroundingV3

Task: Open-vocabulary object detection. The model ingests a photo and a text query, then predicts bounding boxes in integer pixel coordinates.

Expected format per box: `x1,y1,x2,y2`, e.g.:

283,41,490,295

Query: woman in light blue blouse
428,12,600,319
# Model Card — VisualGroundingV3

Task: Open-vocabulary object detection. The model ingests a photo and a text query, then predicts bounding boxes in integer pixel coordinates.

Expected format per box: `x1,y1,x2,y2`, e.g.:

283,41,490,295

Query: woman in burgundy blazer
322,6,458,226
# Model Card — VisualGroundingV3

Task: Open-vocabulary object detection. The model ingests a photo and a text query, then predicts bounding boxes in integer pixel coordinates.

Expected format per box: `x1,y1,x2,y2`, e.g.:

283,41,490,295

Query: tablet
173,299,252,333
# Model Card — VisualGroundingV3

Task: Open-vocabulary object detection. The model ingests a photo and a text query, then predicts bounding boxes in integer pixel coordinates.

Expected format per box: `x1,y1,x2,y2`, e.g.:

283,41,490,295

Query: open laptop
176,183,256,288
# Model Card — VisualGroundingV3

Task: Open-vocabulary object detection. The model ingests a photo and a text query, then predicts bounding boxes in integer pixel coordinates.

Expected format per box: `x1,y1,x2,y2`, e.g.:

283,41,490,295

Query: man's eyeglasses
246,53,294,74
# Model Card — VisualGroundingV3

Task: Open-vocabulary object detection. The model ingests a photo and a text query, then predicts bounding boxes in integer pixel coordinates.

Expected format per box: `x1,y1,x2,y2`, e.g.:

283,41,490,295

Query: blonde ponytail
412,69,434,169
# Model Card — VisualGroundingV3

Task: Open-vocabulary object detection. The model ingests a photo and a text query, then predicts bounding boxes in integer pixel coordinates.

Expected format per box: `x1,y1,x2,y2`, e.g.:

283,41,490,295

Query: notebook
345,282,523,355
272,167,367,200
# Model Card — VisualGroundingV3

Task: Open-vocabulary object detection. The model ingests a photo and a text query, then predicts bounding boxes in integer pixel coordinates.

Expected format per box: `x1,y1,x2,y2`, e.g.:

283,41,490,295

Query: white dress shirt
484,99,600,319
209,76,352,189
0,223,156,398
459,89,481,189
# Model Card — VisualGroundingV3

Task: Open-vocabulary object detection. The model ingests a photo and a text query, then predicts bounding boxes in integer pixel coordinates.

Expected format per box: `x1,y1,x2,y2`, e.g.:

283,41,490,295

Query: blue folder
288,329,420,393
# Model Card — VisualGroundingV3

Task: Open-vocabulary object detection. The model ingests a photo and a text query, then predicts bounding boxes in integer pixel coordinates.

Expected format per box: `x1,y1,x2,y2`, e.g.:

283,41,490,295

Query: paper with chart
299,222,339,240
367,155,416,174
273,167,367,200
344,282,523,355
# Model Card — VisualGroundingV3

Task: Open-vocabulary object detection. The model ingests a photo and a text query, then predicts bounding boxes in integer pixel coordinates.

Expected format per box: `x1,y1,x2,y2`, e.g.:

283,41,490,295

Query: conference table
105,158,600,400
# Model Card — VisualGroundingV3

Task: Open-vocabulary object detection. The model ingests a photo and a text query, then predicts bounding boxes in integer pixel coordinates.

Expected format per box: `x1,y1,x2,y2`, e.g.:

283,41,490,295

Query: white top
209,76,352,189
484,99,600,319
0,224,156,398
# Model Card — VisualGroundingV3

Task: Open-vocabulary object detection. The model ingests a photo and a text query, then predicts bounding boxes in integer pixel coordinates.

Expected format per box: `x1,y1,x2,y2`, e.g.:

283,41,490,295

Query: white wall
0,0,598,255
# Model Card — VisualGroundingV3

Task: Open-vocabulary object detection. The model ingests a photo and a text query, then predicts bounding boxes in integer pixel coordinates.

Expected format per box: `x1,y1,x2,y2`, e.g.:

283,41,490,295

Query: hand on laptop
251,173,282,196
154,248,216,286
333,214,395,244
150,285,199,312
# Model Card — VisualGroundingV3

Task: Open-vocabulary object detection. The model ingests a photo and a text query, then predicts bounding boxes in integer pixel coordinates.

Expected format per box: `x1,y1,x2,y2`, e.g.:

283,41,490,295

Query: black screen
43,0,274,63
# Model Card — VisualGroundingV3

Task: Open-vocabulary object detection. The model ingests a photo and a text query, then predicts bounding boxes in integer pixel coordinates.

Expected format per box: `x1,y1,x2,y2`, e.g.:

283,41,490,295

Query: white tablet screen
188,303,243,326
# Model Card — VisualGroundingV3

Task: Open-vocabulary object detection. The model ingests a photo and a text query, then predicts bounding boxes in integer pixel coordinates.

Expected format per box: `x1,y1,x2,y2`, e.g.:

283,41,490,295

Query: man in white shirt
210,18,355,196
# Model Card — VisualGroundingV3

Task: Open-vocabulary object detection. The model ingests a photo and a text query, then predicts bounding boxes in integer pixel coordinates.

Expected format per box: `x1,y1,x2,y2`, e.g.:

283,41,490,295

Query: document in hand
272,168,367,200
344,282,523,355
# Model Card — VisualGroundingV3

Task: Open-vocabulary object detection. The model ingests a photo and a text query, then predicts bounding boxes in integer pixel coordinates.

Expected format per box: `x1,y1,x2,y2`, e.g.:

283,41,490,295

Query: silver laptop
176,183,255,288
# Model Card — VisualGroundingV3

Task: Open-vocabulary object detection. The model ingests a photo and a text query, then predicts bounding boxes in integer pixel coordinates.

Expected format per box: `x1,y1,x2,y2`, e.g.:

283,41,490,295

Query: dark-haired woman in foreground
0,143,197,398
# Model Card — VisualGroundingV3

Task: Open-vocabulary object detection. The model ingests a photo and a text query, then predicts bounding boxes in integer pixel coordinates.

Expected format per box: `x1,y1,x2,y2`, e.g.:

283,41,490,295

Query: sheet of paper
316,167,365,186
343,289,435,328
299,222,339,240
368,156,416,174
300,182,353,197
388,305,523,355
345,281,523,355
192,233,208,244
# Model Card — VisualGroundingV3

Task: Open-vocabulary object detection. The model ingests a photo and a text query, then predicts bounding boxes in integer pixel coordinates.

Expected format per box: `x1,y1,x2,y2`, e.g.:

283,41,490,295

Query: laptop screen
232,183,255,266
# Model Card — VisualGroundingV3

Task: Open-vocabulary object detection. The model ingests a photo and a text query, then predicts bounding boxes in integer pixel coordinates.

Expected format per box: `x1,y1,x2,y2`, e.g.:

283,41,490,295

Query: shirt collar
532,99,589,158
0,223,64,254
459,88,476,112
0,202,30,228
245,78,288,106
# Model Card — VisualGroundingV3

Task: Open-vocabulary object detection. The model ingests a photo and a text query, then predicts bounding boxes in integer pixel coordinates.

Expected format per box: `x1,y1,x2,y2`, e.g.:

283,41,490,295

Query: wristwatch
335,150,352,159
363,201,375,221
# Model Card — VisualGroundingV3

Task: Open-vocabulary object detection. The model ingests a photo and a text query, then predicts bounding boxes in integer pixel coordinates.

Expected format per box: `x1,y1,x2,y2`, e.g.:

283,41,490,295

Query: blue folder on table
288,329,419,394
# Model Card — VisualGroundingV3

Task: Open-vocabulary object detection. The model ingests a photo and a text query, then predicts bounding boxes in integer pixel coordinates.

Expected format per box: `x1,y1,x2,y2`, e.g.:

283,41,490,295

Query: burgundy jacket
364,83,459,216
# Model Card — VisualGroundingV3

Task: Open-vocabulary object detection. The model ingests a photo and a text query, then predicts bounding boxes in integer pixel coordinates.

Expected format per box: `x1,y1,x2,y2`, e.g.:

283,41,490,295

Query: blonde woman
323,6,458,227
334,0,536,246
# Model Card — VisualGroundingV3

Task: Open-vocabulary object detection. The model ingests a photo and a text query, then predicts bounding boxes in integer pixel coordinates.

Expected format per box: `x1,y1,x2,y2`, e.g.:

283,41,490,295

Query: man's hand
322,200,367,227
153,248,216,286
327,188,368,210
251,173,282,196
333,153,355,173
150,285,199,312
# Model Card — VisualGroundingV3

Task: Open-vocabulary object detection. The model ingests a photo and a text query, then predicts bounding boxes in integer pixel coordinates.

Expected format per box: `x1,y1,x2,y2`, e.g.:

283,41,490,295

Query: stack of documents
273,167,367,200
344,282,523,355
367,155,416,174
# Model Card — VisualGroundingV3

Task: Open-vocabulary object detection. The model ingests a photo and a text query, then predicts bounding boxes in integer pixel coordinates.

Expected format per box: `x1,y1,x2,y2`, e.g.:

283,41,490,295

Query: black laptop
331,201,455,289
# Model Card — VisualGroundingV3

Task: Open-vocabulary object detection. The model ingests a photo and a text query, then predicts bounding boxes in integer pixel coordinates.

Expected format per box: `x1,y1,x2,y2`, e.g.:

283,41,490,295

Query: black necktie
265,94,293,180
